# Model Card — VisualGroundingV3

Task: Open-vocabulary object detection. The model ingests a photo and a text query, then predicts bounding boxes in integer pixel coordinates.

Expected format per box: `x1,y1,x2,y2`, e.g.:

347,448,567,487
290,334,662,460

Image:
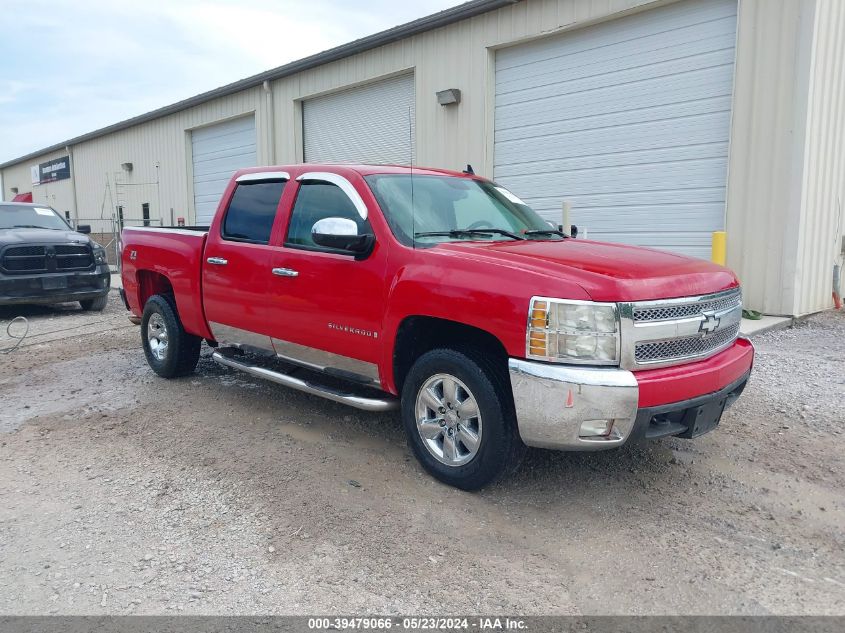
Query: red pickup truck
120,164,753,489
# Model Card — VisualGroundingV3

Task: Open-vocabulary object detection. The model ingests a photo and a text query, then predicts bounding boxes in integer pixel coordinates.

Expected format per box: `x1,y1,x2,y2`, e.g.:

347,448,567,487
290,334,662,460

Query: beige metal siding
793,0,845,315
270,0,661,176
1,0,840,317
724,0,817,315
0,0,683,228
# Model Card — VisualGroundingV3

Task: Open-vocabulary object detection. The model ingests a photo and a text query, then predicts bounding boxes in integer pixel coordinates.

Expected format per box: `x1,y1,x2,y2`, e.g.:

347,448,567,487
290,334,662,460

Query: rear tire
141,294,201,378
80,295,108,311
401,347,525,490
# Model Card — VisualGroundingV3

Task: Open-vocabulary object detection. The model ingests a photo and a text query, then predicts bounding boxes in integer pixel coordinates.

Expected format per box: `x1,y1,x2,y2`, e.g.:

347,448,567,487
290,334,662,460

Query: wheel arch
135,270,174,308
392,316,509,395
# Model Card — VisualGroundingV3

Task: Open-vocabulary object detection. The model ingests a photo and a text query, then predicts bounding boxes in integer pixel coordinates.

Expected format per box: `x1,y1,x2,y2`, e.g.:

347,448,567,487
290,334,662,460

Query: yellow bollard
712,231,727,266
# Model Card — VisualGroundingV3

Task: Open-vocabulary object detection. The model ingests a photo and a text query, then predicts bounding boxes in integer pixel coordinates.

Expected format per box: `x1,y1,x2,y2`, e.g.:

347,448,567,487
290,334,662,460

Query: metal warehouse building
2,0,843,317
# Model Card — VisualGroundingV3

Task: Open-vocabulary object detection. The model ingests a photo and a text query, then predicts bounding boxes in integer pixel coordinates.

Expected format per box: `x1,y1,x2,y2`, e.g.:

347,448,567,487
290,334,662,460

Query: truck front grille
620,288,743,370
634,322,741,363
1,244,93,274
2,246,48,272
55,245,94,271
633,288,741,322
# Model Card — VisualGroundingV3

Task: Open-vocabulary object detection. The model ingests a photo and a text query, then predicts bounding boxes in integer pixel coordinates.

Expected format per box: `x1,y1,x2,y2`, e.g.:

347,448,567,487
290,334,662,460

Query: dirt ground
0,295,843,616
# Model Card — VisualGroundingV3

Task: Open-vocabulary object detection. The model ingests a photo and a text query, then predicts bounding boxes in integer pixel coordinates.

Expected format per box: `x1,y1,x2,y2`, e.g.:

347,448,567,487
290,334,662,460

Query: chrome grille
633,288,741,322
621,287,743,370
635,323,740,363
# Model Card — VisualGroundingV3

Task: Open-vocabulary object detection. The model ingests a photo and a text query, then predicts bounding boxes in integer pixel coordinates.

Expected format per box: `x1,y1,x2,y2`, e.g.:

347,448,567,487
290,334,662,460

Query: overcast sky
0,0,461,163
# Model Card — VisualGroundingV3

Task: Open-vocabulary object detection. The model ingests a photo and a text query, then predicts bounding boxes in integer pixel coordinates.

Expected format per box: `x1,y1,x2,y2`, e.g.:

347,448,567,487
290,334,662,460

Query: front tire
401,348,525,490
80,295,108,311
141,294,201,378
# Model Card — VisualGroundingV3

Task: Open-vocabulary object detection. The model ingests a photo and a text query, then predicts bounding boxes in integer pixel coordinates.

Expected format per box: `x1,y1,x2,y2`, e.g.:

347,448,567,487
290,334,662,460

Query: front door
266,172,388,386
201,175,289,353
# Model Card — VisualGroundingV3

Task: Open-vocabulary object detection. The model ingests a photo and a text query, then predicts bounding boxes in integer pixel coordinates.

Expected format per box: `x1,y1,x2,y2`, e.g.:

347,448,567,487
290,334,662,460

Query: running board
211,349,398,412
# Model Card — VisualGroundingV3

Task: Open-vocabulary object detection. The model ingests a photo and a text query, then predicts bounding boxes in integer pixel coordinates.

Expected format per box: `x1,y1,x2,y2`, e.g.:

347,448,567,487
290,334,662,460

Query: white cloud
0,0,461,162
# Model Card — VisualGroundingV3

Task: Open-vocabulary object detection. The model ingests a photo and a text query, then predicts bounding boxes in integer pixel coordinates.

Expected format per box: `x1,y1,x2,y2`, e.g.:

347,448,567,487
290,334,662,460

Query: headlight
526,297,619,365
93,247,108,264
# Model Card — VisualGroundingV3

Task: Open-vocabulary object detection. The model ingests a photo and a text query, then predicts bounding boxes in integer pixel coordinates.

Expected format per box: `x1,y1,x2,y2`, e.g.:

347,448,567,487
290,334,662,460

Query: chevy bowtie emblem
699,311,721,335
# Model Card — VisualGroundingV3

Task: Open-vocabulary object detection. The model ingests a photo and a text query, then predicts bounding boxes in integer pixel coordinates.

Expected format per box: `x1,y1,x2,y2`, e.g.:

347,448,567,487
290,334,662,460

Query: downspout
66,145,80,226
263,80,276,164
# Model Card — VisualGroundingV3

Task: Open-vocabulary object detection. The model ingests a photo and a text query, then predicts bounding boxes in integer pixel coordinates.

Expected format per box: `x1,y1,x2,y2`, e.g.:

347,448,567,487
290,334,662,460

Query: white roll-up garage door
303,73,415,165
494,0,737,259
192,116,257,225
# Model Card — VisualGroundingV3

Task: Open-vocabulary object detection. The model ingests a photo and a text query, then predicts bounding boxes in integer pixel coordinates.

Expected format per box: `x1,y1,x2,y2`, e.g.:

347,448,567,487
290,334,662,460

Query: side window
222,180,286,244
285,180,371,249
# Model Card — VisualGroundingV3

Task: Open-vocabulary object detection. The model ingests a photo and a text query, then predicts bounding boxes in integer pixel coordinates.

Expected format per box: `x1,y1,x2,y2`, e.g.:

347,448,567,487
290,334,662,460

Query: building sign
33,156,71,184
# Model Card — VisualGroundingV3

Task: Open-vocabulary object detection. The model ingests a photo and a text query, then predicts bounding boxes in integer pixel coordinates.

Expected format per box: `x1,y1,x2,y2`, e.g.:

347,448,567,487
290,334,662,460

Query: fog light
579,419,614,438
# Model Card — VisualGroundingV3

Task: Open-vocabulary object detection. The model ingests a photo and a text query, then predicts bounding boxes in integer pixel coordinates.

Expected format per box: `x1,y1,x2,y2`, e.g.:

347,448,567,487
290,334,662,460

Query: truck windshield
0,204,69,230
364,174,561,246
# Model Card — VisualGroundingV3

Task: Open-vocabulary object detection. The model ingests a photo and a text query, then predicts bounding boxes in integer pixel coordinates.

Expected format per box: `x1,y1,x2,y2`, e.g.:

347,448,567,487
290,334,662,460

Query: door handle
272,267,299,278
207,257,228,265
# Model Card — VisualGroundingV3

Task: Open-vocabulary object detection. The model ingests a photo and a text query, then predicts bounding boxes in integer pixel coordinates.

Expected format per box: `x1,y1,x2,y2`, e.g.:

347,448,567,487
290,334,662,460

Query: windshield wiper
523,229,567,238
10,224,57,230
415,228,525,241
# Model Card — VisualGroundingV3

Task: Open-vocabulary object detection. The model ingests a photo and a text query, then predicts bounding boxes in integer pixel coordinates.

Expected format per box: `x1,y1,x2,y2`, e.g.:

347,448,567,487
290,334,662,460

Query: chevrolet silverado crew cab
120,164,753,490
1,202,110,310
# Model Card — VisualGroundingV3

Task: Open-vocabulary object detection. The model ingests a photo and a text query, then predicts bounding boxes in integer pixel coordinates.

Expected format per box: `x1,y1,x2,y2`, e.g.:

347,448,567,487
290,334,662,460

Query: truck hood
0,227,94,247
438,239,739,302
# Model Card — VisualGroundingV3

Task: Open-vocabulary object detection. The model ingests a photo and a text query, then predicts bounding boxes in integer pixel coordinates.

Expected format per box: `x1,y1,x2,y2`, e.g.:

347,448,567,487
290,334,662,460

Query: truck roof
232,164,480,180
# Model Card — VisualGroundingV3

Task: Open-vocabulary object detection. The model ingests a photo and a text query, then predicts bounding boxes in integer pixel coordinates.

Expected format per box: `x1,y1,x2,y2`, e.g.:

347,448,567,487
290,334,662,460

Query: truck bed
120,226,212,339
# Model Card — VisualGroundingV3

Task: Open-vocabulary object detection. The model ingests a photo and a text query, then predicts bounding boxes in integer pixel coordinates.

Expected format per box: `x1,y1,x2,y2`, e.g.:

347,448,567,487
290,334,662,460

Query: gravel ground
0,296,843,615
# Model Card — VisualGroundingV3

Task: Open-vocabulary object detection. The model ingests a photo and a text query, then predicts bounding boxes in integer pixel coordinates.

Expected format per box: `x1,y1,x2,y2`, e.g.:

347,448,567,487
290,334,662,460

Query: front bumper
0,266,111,306
508,339,754,451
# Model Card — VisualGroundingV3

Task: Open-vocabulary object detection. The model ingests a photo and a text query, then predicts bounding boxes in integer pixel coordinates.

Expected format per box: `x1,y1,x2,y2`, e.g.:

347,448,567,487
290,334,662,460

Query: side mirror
311,217,374,258
76,224,92,234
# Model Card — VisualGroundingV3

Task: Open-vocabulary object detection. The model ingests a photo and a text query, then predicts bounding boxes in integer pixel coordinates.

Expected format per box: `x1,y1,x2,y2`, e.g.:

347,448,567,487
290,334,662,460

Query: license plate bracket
42,276,68,290
679,397,727,438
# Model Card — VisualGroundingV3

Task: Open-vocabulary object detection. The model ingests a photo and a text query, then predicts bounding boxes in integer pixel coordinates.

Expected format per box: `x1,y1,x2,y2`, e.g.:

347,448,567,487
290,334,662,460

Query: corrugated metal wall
793,0,845,315
724,0,817,316
1,0,841,316
302,73,416,164
191,115,258,224
491,0,737,259
270,0,658,175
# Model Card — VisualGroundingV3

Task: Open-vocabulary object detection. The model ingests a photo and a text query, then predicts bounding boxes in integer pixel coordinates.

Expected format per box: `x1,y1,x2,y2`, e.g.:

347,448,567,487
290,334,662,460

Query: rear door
202,173,289,352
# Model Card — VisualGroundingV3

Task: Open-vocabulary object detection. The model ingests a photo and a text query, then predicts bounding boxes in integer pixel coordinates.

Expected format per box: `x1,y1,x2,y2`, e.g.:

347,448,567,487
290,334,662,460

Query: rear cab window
221,179,287,244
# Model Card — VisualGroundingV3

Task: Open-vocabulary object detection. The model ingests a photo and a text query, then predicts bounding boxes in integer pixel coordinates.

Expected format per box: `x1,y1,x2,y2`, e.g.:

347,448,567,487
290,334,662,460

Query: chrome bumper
508,358,639,451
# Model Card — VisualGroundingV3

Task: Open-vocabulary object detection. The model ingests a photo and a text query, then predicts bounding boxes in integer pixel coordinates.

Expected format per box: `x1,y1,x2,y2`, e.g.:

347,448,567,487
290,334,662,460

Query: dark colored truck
120,164,753,490
0,202,110,309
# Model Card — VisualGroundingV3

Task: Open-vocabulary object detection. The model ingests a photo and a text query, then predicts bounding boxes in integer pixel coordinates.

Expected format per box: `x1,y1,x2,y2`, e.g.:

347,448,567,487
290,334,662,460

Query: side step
211,348,398,412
